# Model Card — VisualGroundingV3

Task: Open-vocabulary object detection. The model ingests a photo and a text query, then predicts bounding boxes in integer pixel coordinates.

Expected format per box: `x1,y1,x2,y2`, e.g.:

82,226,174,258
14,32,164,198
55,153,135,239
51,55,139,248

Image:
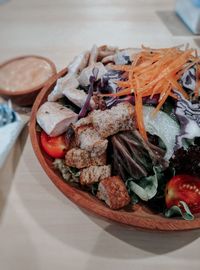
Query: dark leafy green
112,131,167,181
170,145,200,177
126,166,162,202
91,182,99,196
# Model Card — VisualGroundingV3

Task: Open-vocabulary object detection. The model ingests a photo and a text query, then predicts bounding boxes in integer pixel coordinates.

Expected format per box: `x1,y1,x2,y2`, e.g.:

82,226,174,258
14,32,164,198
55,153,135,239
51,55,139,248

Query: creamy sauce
0,57,54,92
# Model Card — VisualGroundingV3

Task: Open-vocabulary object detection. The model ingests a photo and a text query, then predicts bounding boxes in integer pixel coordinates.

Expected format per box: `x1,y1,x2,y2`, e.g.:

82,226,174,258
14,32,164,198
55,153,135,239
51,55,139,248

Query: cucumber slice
143,106,180,160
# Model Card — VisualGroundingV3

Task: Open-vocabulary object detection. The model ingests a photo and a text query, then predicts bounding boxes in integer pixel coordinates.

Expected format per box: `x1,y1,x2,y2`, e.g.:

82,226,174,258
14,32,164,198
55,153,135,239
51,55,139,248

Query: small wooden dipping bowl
0,55,57,106
30,68,200,231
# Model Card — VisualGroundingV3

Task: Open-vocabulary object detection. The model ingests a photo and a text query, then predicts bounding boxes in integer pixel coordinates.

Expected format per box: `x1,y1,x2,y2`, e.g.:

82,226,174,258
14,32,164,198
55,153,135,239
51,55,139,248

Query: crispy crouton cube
75,125,108,157
97,176,130,209
80,165,111,185
65,148,106,169
92,103,135,138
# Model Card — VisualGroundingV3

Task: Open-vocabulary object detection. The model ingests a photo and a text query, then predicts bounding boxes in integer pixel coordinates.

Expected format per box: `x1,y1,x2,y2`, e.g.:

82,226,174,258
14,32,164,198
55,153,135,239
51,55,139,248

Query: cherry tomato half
40,131,68,158
165,175,200,214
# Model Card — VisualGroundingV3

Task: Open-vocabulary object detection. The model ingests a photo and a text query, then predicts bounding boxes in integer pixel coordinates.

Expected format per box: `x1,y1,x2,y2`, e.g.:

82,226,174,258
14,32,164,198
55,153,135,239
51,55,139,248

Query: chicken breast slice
80,165,111,185
98,45,118,60
36,101,78,136
97,176,130,209
48,73,79,102
67,50,90,75
65,148,106,169
48,51,90,102
63,87,95,109
75,124,108,157
92,102,135,138
88,44,98,65
114,48,141,65
78,62,107,87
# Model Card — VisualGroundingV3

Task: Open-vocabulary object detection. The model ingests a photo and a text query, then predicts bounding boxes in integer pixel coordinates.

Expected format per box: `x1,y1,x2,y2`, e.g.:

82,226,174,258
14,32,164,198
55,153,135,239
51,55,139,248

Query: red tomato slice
165,175,200,214
40,131,68,159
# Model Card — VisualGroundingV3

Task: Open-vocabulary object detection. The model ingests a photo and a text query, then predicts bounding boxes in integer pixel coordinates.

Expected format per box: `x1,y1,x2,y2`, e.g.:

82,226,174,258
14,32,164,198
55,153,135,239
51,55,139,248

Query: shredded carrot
101,45,200,140
169,92,178,99
152,82,171,117
134,76,148,140
101,88,132,97
167,77,189,99
117,81,130,88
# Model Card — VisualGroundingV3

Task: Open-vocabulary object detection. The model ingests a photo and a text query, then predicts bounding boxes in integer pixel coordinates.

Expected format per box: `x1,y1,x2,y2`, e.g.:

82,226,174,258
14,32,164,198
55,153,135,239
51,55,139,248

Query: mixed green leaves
53,159,80,183
170,145,200,177
126,166,161,202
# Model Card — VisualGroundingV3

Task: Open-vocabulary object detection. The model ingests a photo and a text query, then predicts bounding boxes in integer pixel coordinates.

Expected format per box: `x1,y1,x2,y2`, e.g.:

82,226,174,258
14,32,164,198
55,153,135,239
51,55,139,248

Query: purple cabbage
174,90,200,150
98,69,124,94
106,94,159,108
78,67,98,119
179,66,196,93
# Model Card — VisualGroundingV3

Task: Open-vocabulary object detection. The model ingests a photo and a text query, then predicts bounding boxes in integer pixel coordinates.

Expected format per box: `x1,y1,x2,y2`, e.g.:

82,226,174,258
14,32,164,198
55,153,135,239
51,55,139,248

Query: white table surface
0,1,200,269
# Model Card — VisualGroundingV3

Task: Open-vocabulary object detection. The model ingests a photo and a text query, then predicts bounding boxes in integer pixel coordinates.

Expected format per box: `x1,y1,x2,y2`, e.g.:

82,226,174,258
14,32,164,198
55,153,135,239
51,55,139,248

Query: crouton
80,165,111,185
75,124,108,157
92,102,135,138
73,114,93,129
65,148,106,169
97,176,130,209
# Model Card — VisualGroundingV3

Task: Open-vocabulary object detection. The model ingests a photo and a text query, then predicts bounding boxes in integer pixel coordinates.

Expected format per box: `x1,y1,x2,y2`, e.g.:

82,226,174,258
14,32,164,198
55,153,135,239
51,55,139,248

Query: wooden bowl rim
29,68,200,231
0,55,57,96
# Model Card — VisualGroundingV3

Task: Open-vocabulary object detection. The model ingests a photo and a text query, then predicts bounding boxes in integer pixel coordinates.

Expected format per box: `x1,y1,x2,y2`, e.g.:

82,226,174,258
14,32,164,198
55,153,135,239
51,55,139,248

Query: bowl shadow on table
0,127,28,220
81,208,200,258
15,155,200,261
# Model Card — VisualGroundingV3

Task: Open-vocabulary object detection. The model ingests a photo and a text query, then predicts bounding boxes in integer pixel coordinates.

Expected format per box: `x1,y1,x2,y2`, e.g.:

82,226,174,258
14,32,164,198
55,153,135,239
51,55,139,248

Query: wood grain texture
29,68,200,231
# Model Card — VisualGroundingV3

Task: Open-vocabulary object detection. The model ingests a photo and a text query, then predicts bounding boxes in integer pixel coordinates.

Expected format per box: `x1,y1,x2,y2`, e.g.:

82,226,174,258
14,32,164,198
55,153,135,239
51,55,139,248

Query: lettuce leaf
126,166,162,201
165,201,194,221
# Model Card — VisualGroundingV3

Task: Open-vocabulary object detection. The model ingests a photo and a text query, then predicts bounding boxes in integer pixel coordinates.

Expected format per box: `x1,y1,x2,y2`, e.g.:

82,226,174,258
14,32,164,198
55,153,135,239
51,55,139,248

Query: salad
36,45,200,220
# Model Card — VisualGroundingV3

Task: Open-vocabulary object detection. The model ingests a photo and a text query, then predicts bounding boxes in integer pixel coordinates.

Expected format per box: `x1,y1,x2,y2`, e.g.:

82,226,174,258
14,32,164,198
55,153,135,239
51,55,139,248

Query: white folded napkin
0,106,28,169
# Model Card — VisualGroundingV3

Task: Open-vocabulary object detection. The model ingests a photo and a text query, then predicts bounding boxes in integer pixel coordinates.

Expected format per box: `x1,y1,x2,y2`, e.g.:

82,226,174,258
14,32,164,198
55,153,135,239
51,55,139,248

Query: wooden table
0,1,200,269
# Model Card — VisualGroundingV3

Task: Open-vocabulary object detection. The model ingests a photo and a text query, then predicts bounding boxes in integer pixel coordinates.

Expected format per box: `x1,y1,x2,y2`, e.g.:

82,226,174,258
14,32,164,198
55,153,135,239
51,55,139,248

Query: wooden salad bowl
29,68,200,231
0,55,57,106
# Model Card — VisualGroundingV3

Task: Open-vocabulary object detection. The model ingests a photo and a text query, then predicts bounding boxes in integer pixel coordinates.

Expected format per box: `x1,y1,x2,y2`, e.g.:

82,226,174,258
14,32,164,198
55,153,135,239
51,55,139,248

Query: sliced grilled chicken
36,101,78,136
48,51,90,102
114,48,140,65
88,44,98,65
78,62,107,87
67,50,90,75
98,45,118,61
63,87,95,109
48,74,79,102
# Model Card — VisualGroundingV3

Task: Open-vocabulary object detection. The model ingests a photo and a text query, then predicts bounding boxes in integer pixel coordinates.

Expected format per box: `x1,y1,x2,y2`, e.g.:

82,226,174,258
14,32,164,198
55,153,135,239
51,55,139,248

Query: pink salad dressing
0,57,54,92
